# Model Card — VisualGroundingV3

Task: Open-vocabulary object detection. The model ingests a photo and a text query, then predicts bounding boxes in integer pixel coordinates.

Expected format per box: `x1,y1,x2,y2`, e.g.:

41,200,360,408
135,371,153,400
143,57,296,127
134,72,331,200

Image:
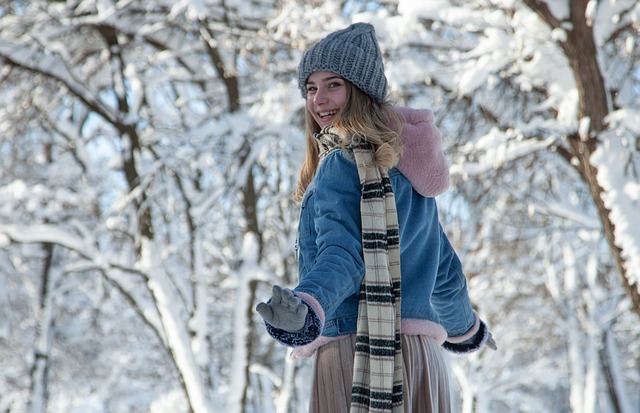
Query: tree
1,0,638,412
0,0,303,411
371,0,639,411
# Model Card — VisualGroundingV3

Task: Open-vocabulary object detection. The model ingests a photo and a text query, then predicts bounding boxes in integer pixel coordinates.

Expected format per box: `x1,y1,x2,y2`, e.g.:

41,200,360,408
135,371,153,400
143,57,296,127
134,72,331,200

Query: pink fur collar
396,106,450,197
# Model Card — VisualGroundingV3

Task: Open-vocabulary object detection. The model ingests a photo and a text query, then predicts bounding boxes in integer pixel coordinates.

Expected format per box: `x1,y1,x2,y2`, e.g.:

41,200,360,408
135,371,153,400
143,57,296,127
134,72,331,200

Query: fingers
271,284,284,304
296,302,309,317
282,289,300,309
255,302,274,323
258,285,307,332
274,285,303,311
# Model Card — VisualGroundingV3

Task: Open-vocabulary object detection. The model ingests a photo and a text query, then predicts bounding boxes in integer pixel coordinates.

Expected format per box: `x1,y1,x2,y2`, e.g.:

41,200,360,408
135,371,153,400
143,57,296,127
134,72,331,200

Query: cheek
306,99,321,123
336,90,348,108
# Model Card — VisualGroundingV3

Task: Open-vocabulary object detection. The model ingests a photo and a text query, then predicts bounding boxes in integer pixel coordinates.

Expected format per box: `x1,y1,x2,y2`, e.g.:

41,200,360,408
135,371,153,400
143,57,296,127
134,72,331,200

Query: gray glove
256,285,308,333
486,332,497,350
443,320,497,354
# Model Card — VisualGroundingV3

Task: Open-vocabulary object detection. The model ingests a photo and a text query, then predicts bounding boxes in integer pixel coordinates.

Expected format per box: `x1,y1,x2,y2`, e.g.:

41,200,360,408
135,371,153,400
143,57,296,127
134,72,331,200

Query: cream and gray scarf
316,127,403,413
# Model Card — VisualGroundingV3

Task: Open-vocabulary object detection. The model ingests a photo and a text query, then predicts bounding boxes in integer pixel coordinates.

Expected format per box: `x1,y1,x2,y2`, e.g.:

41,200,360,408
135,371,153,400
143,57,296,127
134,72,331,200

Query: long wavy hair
293,82,404,202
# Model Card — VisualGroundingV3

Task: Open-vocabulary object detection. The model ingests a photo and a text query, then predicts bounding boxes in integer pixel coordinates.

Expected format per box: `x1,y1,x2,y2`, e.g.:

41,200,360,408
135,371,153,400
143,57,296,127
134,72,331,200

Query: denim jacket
262,148,488,355
264,110,489,355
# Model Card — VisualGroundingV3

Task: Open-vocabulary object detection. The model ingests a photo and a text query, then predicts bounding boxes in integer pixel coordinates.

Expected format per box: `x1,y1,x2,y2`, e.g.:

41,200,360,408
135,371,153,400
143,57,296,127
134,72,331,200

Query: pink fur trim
445,311,480,343
401,319,448,345
290,335,350,360
395,106,450,197
295,291,325,328
289,319,449,359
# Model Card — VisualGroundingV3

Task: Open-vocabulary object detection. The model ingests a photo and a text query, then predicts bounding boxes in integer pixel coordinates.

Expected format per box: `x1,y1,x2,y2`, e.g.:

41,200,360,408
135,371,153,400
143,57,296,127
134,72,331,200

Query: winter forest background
0,0,639,412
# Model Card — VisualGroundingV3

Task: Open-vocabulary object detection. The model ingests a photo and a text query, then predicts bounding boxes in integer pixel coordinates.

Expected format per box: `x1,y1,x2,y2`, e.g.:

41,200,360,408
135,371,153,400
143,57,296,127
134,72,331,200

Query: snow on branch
0,223,95,258
0,38,117,126
451,128,558,178
591,110,640,294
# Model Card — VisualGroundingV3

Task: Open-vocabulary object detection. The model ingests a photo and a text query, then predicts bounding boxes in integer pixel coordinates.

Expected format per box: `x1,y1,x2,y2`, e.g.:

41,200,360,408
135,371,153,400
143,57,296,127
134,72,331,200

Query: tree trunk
238,160,262,412
599,329,633,413
97,24,154,246
144,246,212,413
27,243,55,413
276,357,298,413
524,0,640,319
563,0,640,319
204,19,259,409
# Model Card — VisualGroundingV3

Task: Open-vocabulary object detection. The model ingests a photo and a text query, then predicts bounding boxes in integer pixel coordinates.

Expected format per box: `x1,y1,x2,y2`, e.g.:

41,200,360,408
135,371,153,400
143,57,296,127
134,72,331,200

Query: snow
149,389,186,413
169,0,208,21
0,38,116,123
0,1,639,412
141,238,213,413
528,201,601,228
579,117,591,141
604,331,634,413
227,233,258,413
457,28,512,95
591,123,640,294
591,1,640,46
551,27,568,42
450,128,557,177
585,0,598,27
397,0,490,31
0,224,93,257
543,0,569,21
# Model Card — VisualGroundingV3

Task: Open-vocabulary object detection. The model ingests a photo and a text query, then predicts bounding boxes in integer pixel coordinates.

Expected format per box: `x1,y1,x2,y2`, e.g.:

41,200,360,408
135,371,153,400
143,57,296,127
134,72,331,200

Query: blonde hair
293,83,404,202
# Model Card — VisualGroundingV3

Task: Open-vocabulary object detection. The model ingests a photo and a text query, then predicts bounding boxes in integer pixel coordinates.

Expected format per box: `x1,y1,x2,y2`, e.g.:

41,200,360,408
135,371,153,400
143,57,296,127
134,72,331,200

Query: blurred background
0,0,639,412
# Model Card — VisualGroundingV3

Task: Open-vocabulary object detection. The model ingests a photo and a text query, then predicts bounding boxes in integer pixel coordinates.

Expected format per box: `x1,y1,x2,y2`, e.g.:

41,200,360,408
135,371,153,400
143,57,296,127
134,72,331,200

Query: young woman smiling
257,22,496,413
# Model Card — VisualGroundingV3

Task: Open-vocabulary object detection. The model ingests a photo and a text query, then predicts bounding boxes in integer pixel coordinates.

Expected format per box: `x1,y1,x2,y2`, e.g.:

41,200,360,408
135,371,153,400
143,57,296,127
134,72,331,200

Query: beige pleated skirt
309,335,452,413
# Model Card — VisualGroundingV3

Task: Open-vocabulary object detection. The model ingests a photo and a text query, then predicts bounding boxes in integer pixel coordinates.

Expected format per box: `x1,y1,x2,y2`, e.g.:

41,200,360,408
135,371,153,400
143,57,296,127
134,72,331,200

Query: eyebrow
306,75,344,85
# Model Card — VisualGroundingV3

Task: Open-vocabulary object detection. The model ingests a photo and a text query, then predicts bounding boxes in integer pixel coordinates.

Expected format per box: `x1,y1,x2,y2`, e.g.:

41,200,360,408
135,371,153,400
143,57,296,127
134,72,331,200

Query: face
305,71,348,129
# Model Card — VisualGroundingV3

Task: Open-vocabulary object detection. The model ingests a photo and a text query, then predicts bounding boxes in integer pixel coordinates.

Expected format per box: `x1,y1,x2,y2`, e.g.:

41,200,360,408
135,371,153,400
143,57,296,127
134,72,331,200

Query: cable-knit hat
298,22,387,103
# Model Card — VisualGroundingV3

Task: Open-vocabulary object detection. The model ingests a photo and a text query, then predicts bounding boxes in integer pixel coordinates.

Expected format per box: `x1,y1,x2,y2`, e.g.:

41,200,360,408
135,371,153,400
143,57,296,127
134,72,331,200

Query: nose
314,88,328,105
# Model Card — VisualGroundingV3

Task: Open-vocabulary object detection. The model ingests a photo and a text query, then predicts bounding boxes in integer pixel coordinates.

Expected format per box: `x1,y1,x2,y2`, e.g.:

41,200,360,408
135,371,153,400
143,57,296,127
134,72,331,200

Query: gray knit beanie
298,22,387,103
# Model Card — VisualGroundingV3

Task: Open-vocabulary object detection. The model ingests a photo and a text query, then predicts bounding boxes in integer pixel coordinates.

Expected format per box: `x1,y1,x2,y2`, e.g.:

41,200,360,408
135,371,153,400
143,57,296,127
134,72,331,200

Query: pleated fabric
309,335,452,413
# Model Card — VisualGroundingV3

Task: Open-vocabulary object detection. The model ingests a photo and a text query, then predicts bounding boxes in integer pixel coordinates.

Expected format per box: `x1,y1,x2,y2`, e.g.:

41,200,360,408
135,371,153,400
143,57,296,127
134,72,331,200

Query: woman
257,22,495,413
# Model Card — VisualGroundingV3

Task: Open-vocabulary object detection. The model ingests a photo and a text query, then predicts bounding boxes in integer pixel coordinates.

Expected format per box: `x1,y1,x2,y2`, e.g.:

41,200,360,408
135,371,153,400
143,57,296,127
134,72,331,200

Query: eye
329,81,343,89
306,86,317,93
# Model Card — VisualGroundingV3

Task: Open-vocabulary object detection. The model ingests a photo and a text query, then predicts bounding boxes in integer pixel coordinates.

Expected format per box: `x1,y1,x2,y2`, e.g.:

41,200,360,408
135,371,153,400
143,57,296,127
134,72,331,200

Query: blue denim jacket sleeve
431,225,476,337
294,150,365,318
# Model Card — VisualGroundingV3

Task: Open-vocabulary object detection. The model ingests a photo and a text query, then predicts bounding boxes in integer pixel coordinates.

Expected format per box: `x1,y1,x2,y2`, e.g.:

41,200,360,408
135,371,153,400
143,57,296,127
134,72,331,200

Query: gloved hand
486,332,497,350
256,285,308,333
443,319,497,354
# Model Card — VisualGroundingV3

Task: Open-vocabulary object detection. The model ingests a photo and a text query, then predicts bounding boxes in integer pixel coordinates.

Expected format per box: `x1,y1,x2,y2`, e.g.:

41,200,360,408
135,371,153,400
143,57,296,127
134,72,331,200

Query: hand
486,332,497,350
256,285,308,333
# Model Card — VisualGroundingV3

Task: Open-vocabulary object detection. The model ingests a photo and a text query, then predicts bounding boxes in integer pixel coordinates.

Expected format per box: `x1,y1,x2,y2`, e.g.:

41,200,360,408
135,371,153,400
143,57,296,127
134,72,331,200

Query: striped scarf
316,127,404,413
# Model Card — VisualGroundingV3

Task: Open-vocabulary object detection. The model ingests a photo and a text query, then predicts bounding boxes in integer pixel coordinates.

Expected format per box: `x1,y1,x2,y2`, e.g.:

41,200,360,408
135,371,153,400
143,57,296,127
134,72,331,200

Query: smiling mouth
319,109,339,119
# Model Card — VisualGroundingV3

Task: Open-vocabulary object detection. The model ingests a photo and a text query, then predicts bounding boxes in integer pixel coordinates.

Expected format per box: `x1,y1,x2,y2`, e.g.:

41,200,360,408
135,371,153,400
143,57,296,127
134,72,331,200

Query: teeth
319,110,338,118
